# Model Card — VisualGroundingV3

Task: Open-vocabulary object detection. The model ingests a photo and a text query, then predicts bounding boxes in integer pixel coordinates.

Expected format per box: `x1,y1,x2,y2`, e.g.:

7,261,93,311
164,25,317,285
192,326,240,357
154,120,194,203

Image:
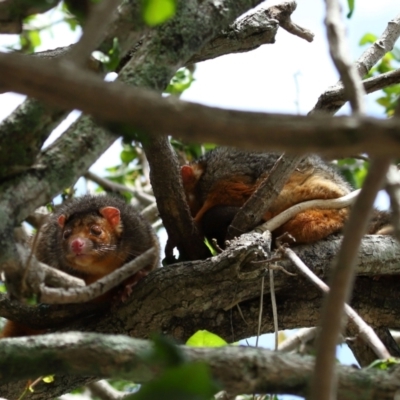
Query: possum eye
63,229,72,240
90,225,102,236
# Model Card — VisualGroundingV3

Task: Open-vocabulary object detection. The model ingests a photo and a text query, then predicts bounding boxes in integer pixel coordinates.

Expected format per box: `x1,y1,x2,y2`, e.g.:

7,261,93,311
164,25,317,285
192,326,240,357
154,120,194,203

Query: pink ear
100,206,121,227
57,215,66,228
181,165,194,185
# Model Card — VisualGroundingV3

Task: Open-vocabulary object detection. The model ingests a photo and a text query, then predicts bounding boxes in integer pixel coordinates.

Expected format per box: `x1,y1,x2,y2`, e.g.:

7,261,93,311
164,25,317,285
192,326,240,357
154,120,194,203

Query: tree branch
2,50,400,158
313,68,400,112
265,1,314,42
323,0,366,115
227,154,304,239
311,11,400,114
283,246,390,359
0,0,60,33
187,4,279,64
312,157,391,400
2,234,400,336
0,332,399,400
66,0,122,67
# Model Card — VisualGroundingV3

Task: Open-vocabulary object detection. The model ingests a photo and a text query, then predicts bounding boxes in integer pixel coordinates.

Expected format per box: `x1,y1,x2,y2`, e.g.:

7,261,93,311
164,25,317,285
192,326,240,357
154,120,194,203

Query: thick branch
0,333,399,400
0,99,66,181
142,135,210,261
2,235,400,336
187,5,279,64
227,154,304,239
2,51,400,158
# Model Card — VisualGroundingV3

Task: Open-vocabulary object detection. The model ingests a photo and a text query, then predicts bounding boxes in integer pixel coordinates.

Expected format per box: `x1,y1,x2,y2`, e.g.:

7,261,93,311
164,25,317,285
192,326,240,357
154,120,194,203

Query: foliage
165,67,195,96
336,158,368,189
142,0,177,26
186,330,228,347
346,0,355,19
130,335,220,400
360,33,400,116
367,357,400,370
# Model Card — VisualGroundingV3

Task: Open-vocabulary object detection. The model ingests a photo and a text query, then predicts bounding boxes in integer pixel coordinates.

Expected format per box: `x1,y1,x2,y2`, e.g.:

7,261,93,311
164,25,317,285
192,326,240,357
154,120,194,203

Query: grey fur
35,194,159,276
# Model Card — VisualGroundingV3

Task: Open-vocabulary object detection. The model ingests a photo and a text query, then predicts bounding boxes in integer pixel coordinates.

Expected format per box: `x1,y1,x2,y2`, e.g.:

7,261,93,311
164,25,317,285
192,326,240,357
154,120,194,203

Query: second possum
1,194,159,338
181,147,391,246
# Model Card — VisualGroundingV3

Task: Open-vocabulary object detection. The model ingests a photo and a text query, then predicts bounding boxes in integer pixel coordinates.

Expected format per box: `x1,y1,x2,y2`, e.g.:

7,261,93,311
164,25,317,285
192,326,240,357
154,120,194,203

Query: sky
0,1,399,398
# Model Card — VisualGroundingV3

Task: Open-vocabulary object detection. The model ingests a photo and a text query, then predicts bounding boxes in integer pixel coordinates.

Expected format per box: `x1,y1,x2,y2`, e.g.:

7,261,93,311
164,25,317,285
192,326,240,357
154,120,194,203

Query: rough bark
1,332,400,400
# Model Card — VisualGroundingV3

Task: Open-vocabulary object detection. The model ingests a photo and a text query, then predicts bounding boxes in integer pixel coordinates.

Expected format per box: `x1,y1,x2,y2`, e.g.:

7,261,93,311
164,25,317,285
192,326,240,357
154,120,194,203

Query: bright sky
0,2,399,395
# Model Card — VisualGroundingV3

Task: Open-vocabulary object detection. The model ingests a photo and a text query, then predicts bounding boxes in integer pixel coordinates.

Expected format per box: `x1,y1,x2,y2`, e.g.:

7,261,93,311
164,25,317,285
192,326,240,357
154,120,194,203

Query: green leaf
368,357,400,370
105,37,121,72
165,67,195,95
128,362,220,400
359,33,377,46
346,0,355,18
42,375,55,383
203,238,217,256
141,334,187,368
120,148,137,164
376,96,391,108
142,0,176,26
186,330,228,347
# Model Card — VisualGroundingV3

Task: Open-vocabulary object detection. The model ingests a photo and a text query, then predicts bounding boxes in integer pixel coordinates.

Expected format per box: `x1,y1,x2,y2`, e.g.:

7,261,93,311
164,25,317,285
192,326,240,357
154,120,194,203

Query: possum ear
181,164,204,189
100,207,121,227
181,165,195,186
57,215,66,228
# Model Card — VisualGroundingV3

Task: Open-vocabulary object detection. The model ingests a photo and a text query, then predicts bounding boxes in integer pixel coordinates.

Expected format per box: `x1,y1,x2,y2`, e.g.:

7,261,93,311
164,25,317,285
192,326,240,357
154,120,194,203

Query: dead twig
40,248,158,304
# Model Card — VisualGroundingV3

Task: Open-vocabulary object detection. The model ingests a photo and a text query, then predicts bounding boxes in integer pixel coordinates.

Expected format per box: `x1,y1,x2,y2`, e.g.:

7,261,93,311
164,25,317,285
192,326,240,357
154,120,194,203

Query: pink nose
71,238,85,254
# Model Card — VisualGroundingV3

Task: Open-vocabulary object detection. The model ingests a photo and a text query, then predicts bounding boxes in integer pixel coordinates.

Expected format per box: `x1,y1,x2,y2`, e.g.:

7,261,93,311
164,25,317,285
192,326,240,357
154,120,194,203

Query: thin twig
255,189,360,235
310,157,392,400
88,380,129,400
283,246,390,360
385,101,400,242
85,171,155,206
265,1,314,43
324,0,365,114
278,327,317,352
40,247,158,304
385,165,400,242
269,268,278,350
66,0,122,67
255,276,265,348
311,12,400,114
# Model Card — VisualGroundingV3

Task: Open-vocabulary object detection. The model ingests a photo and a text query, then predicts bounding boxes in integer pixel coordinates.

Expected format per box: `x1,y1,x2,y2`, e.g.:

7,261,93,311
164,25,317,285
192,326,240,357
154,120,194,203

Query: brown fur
1,195,159,338
181,147,389,246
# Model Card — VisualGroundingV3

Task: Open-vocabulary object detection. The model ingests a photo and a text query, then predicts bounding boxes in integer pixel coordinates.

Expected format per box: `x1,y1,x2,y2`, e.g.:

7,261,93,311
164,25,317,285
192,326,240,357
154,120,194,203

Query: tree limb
0,0,60,33
311,11,400,114
227,154,304,239
66,0,122,67
2,50,400,158
323,0,366,115
1,332,400,399
265,1,314,42
187,4,279,64
312,157,391,400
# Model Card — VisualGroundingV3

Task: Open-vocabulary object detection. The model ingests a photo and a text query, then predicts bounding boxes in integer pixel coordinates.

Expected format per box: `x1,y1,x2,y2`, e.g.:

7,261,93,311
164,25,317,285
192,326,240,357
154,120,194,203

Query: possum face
57,206,125,277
